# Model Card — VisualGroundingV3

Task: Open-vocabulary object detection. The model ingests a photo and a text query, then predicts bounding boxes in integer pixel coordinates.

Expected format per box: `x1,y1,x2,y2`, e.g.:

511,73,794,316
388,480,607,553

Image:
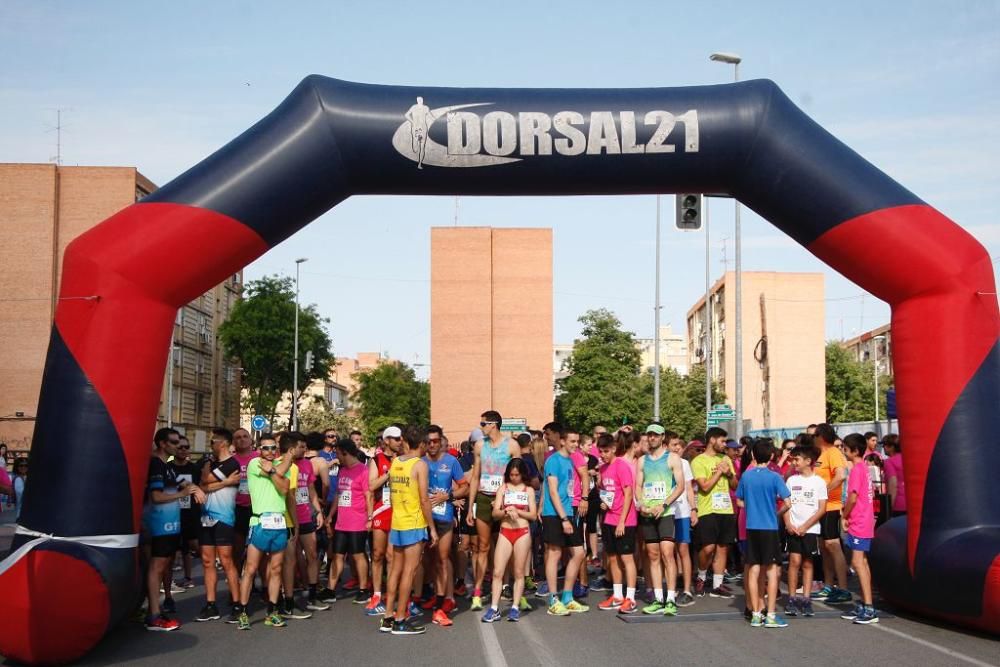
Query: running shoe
565,600,589,613
750,611,764,627
365,593,382,611
744,607,753,622
420,594,439,610
281,602,313,619
840,603,862,621
317,587,338,603
598,596,624,610
470,595,484,611
694,578,707,597
392,619,426,635
179,577,196,589
518,597,531,611
764,613,789,628
366,601,387,617
161,597,176,614
264,612,287,628
454,581,468,597
827,588,853,604
162,581,184,594
145,614,180,632
226,606,243,624
642,600,666,615
641,589,655,604
853,607,879,625
354,589,372,605
810,585,832,600
709,587,734,599
573,583,589,598
618,599,638,615
432,609,453,626
342,577,360,592
379,617,394,633
676,591,695,607
784,597,800,617
407,601,423,618
482,607,501,623
441,597,458,614
307,597,331,611
718,583,736,596
196,603,221,622
547,600,569,616
723,570,743,583
534,582,550,598
507,607,521,622
662,600,678,616
501,585,513,600
237,611,251,630
590,577,612,592
801,599,815,617
524,576,538,591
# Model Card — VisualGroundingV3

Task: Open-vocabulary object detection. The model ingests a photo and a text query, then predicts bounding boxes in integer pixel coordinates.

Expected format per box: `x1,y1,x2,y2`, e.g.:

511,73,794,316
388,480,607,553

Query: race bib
432,501,447,517
295,486,309,505
481,474,502,494
567,480,575,499
200,515,219,528
330,464,340,477
600,489,615,507
711,492,732,511
505,490,529,507
338,489,352,508
259,512,286,530
238,477,249,495
644,481,668,502
381,485,391,506
178,494,191,510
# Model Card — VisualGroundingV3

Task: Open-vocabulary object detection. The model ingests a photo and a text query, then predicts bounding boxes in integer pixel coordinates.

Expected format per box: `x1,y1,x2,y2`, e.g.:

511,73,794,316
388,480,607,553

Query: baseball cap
468,427,484,442
383,425,402,439
645,424,666,435
725,439,741,448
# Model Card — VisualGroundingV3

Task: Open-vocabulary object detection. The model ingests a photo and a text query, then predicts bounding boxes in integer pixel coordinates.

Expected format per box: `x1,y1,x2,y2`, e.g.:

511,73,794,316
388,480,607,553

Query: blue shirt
423,453,466,523
143,457,181,537
542,452,574,518
319,450,339,503
735,466,790,531
202,456,241,526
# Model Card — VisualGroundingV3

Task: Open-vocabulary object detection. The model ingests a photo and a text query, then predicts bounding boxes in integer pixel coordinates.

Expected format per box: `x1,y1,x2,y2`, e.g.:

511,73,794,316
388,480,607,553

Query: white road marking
871,624,997,667
476,616,508,667
519,614,563,666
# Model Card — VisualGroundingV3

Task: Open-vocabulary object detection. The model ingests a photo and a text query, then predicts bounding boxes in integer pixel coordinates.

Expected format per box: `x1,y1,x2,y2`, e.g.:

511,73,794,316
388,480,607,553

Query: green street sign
500,418,528,432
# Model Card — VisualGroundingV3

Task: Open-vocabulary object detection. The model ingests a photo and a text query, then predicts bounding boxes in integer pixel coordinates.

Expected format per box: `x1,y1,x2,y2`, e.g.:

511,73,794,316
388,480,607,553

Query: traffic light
675,193,703,230
304,350,314,373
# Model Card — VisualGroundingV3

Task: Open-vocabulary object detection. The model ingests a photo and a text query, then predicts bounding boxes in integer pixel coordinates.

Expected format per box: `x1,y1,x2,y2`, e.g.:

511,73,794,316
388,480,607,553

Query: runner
735,439,791,628
422,424,468,626
563,426,591,598
466,411,521,611
366,426,400,616
691,427,737,599
811,424,852,604
782,443,826,618
235,434,296,630
482,459,537,622
666,435,697,606
280,431,323,618
841,434,879,624
635,424,685,615
882,435,906,517
596,434,639,614
196,428,243,623
326,438,373,606
231,428,257,568
381,426,438,636
143,428,205,631
168,435,200,590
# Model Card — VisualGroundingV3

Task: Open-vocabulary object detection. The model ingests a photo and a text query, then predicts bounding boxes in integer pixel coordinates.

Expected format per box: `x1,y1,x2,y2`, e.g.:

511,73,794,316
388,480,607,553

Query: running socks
712,574,724,589
561,590,573,605
613,584,624,599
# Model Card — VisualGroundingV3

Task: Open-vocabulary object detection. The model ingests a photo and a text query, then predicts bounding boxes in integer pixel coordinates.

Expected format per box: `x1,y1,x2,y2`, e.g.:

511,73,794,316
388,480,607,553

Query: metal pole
704,199,712,421
167,339,175,428
654,195,661,421
293,258,307,431
874,338,881,432
732,61,744,437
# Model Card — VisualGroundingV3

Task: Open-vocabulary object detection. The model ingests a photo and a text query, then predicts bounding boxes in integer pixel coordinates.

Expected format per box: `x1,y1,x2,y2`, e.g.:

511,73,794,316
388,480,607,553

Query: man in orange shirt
811,424,852,604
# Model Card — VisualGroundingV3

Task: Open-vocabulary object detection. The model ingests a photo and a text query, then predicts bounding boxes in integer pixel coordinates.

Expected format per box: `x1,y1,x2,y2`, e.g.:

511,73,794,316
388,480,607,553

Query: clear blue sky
3,1,998,377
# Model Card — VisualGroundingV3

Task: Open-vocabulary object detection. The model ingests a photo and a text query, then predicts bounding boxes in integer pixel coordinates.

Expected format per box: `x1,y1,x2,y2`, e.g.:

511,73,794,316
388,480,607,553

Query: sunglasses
177,445,191,450
428,438,441,444
480,421,497,427
167,439,181,445
260,445,278,452
324,434,336,439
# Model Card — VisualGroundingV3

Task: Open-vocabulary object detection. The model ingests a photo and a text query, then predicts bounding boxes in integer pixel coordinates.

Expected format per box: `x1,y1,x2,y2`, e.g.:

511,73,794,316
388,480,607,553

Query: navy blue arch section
146,76,922,248
15,327,134,542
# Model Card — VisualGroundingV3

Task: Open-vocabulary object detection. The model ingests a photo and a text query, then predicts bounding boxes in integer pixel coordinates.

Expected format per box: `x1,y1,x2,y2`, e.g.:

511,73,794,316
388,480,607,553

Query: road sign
500,418,528,432
251,415,268,431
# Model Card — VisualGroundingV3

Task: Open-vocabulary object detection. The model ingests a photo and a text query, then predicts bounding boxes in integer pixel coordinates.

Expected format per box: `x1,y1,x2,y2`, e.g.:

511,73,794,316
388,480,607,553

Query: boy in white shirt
667,436,698,607
783,444,828,617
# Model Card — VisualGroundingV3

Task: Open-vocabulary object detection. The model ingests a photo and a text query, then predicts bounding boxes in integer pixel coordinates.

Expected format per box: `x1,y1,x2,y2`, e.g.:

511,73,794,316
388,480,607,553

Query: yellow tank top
389,456,426,531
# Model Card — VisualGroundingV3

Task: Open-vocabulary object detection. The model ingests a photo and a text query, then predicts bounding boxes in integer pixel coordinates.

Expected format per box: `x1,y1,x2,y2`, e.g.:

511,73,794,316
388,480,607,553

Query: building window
173,347,183,367
195,392,205,418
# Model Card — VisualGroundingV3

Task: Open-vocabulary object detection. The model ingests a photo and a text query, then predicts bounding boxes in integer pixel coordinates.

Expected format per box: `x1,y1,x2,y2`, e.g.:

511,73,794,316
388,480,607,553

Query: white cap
382,426,402,439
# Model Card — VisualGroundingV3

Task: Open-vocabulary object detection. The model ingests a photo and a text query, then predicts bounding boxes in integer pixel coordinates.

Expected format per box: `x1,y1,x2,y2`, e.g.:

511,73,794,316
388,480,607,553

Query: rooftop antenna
45,108,72,165
454,196,459,226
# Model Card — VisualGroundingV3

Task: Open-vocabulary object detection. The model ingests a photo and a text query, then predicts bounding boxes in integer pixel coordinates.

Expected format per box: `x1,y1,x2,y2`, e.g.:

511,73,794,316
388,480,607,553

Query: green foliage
555,309,723,440
825,342,892,423
295,396,362,435
218,275,334,426
353,361,429,439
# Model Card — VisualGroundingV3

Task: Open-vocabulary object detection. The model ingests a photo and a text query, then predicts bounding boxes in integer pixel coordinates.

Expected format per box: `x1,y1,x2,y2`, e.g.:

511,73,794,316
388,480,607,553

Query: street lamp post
654,195,662,421
873,334,886,433
293,257,308,431
710,51,743,436
704,200,711,419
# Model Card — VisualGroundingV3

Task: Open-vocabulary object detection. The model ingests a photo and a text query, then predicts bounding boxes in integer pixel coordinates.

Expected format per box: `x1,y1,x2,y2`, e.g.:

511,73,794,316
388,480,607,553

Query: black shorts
333,530,367,555
434,520,454,536
180,511,200,542
585,496,600,533
541,515,584,548
474,493,498,528
199,521,235,547
638,515,676,543
298,521,317,535
150,534,181,558
693,513,737,546
786,533,820,557
602,523,636,555
820,510,842,540
744,529,782,565
234,505,252,536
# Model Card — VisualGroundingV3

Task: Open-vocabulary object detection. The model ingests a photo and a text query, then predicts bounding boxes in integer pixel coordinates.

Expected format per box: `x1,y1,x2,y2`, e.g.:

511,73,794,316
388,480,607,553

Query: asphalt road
1,514,996,667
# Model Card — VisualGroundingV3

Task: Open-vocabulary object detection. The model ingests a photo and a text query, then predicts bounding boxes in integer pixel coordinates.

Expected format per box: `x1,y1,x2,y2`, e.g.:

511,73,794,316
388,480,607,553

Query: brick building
0,164,241,454
430,227,553,442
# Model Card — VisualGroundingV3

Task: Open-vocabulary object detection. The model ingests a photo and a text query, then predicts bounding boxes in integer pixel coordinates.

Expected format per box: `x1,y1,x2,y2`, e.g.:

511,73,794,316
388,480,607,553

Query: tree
825,342,892,423
218,275,334,427
658,364,726,441
296,396,363,436
353,361,429,438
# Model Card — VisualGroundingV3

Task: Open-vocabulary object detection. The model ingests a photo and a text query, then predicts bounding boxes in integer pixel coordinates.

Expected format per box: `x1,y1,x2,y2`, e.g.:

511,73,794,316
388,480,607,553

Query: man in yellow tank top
381,426,437,636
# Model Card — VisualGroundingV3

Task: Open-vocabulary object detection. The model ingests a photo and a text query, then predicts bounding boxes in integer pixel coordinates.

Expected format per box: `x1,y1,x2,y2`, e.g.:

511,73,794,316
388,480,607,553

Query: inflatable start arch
1,76,997,663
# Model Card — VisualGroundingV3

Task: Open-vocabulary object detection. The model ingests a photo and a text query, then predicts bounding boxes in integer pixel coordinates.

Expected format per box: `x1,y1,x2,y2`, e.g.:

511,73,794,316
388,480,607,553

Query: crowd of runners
141,413,902,635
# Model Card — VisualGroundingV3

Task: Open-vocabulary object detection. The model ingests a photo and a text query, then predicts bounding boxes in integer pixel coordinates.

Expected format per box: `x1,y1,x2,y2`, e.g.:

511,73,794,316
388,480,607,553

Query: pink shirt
570,450,588,506
335,461,370,532
599,457,637,527
846,463,875,539
233,451,258,507
883,453,906,512
294,459,315,525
